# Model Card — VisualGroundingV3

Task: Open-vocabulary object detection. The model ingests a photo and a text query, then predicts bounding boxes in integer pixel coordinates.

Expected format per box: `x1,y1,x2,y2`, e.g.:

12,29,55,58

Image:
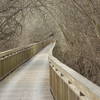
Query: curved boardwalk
0,44,54,100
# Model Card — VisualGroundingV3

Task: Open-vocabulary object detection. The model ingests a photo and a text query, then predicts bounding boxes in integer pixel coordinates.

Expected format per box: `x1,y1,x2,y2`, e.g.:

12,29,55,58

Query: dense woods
0,0,52,51
0,0,100,86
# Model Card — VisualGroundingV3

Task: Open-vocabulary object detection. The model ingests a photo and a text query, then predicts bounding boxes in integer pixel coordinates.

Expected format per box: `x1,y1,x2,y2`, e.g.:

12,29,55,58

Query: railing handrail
49,42,100,100
0,38,52,59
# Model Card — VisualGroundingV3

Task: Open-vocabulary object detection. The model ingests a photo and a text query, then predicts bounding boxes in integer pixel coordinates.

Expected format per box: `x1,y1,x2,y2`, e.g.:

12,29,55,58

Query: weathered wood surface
49,55,100,100
0,44,54,100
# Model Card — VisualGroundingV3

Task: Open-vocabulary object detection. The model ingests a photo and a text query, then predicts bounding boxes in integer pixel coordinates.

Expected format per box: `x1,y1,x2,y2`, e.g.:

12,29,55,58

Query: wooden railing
49,48,100,100
0,39,51,80
0,40,99,100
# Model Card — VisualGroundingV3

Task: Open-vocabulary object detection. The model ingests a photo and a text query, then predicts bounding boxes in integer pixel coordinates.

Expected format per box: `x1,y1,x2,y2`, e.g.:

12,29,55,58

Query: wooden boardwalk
0,44,54,100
